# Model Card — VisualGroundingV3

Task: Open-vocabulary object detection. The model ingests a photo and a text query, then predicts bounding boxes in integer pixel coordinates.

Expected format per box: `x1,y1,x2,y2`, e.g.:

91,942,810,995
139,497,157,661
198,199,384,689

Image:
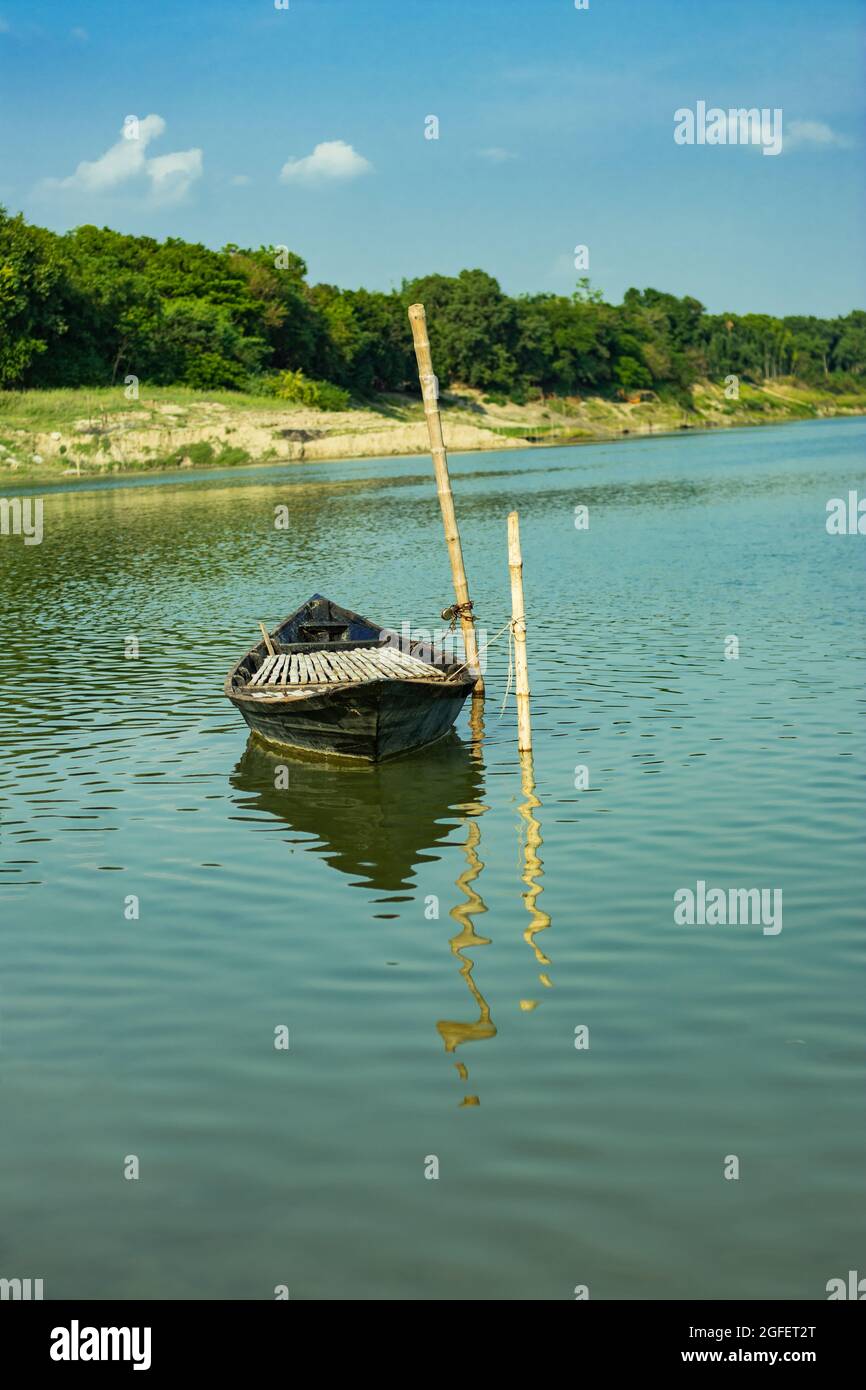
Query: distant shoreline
2,380,864,489
7,415,863,501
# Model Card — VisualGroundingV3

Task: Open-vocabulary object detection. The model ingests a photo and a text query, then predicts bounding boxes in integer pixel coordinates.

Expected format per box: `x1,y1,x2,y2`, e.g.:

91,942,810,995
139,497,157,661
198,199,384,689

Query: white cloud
47,115,202,201
280,140,371,183
57,114,164,191
230,174,251,186
477,147,517,163
147,148,203,202
785,119,853,151
70,27,88,42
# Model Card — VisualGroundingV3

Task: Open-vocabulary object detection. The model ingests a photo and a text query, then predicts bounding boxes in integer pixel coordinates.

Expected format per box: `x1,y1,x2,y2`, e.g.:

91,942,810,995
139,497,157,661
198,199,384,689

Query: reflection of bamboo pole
468,688,485,753
436,801,494,1106
507,511,531,751
437,816,494,1053
408,303,483,694
518,750,552,998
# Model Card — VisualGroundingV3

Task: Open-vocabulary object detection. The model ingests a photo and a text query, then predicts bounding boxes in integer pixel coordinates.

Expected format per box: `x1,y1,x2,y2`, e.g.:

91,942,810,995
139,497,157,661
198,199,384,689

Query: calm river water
1,418,863,1300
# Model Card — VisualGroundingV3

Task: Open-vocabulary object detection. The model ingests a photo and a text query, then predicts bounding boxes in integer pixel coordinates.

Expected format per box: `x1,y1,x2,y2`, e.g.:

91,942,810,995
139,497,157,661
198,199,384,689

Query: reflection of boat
230,732,484,892
224,595,477,761
229,726,552,1109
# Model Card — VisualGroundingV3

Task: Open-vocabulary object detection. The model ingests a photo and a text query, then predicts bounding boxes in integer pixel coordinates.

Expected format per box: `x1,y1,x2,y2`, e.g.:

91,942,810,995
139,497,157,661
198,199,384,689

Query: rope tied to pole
500,618,515,719
450,616,523,721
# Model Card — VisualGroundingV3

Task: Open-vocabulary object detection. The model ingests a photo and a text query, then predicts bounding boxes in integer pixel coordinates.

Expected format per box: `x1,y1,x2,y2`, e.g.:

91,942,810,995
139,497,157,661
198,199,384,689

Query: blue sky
1,0,863,315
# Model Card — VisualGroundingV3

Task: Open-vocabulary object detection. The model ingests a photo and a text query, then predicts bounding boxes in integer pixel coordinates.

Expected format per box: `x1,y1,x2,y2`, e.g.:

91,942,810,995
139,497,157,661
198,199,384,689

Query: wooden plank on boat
359,650,394,680
265,655,283,685
370,652,409,680
406,654,448,678
376,647,446,680
245,644,449,692
340,648,386,682
372,652,414,680
399,649,448,678
345,650,379,681
327,651,359,683
317,652,340,682
249,656,267,686
322,650,348,681
251,654,278,686
374,648,416,675
334,650,369,682
308,652,329,683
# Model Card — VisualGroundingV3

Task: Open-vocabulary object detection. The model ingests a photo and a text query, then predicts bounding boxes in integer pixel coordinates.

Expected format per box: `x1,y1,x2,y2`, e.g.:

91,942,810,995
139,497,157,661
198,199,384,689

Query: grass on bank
0,383,300,433
2,376,863,435
1,377,864,486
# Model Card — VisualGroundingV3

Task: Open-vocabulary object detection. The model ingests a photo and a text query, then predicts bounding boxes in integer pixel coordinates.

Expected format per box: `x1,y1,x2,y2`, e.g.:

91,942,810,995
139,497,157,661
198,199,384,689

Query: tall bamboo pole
408,303,483,693
507,510,532,752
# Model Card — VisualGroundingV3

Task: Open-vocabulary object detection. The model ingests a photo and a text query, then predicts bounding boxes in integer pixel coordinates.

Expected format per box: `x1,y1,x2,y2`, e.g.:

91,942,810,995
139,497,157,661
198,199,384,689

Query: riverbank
1,379,864,486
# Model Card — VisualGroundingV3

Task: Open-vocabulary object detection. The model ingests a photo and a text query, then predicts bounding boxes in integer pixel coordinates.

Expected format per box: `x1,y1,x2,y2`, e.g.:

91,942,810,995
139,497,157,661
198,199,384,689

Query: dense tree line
1,208,864,401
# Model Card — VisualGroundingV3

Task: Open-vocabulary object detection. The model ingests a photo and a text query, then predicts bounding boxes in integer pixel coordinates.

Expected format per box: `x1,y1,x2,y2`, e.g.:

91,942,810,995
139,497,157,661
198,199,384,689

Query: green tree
0,208,66,385
401,269,519,392
0,209,863,402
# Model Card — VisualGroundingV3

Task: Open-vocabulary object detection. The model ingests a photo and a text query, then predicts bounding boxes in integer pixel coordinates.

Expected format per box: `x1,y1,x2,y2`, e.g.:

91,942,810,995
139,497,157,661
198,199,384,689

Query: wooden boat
224,595,478,761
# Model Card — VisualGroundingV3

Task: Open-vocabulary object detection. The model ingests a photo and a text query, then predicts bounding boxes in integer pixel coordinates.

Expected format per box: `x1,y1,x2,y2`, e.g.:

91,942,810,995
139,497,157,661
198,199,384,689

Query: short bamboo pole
408,303,483,694
507,511,532,752
259,622,276,657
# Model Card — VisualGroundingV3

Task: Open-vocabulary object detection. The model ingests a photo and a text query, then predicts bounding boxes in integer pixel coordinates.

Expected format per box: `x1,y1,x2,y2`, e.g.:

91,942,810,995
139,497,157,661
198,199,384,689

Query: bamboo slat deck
246,644,449,694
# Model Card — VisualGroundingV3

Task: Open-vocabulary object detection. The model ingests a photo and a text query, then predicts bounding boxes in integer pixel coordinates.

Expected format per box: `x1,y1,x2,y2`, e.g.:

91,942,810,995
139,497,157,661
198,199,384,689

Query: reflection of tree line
38,475,382,591
230,709,552,1106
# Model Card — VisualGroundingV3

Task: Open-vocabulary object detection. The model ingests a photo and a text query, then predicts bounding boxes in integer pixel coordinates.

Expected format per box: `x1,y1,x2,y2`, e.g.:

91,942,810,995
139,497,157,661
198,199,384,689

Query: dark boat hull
228,672,473,760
